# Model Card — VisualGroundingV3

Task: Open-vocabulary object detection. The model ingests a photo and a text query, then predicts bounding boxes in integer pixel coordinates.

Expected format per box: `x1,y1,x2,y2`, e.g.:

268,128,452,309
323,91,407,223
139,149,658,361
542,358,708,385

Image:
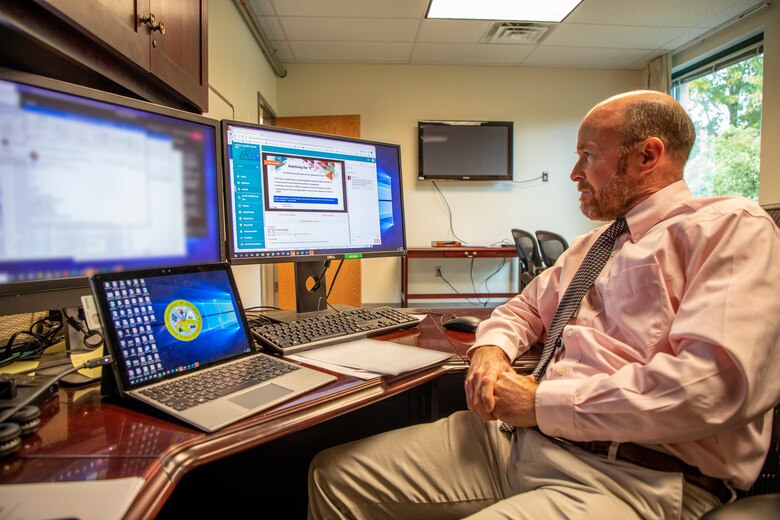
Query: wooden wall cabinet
0,0,208,112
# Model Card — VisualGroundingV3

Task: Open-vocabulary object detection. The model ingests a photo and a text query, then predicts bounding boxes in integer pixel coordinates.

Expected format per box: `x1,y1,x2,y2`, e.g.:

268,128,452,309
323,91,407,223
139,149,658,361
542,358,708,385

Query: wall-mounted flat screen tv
418,120,513,181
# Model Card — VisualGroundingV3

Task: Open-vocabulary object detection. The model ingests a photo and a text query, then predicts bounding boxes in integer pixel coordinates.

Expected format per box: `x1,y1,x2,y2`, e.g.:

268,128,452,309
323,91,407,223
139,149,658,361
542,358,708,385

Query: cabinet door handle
141,13,166,35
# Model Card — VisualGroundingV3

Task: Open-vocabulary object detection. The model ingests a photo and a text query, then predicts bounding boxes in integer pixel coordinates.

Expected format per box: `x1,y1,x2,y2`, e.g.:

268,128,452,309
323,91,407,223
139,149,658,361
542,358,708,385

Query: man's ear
635,137,664,173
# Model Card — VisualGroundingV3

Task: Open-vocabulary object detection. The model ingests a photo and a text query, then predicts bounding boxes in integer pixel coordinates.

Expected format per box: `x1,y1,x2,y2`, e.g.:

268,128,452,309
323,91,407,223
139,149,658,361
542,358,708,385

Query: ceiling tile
259,16,286,40
249,0,277,16
661,27,712,51
289,41,415,62
565,0,755,28
279,17,420,41
270,40,295,62
269,0,429,18
522,46,652,69
543,23,692,49
411,43,535,65
416,19,494,43
697,0,768,28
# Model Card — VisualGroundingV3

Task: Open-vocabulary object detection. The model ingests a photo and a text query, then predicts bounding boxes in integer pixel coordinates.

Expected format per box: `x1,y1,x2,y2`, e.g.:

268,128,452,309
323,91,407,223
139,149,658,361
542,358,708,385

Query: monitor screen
0,68,224,314
222,121,406,264
418,121,513,181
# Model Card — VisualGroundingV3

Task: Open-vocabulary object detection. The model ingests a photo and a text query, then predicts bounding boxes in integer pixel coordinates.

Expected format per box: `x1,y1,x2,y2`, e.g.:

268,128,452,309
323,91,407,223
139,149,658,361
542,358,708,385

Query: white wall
276,64,642,305
207,0,279,307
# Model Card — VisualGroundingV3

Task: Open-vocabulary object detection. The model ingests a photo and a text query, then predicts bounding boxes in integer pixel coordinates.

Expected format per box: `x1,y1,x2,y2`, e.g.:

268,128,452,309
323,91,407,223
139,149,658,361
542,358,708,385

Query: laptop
90,263,336,432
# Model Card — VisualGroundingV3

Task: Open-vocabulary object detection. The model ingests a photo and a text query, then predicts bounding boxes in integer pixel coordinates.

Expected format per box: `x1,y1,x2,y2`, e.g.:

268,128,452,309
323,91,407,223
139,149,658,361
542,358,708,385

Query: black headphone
0,404,40,458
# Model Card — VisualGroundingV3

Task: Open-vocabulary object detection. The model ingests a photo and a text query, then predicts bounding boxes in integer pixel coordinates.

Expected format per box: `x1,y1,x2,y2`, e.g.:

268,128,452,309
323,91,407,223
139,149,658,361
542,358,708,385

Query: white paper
287,355,383,380
292,338,453,376
0,476,144,520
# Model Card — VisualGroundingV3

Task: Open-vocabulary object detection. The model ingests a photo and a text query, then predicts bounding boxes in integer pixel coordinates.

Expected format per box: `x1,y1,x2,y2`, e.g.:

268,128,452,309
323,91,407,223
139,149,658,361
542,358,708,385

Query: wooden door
274,115,362,310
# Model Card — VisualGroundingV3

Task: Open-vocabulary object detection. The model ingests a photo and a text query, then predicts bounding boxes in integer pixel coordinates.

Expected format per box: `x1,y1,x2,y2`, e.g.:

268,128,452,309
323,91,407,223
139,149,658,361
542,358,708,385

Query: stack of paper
288,338,453,380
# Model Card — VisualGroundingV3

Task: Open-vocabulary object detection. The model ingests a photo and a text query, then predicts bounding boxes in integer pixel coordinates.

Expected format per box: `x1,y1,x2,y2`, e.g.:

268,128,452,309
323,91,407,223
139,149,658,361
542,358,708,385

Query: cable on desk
421,308,471,367
0,355,114,425
1,313,64,367
61,307,103,351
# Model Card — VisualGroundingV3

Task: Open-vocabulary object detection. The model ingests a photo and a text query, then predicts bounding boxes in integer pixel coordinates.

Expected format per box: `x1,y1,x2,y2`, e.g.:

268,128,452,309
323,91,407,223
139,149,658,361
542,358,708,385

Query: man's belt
544,434,733,503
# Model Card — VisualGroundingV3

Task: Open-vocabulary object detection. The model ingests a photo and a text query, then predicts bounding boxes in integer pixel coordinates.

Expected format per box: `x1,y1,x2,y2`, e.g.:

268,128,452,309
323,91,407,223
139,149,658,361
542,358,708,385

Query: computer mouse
442,315,482,333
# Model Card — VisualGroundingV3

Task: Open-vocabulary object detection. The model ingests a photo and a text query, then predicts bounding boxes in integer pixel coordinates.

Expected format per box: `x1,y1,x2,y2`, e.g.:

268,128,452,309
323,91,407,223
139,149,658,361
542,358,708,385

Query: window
673,35,763,200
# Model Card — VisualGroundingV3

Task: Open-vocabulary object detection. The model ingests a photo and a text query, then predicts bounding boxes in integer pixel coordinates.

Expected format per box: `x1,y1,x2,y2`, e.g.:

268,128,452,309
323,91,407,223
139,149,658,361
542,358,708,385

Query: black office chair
761,203,780,228
701,405,780,518
535,230,569,268
511,229,545,289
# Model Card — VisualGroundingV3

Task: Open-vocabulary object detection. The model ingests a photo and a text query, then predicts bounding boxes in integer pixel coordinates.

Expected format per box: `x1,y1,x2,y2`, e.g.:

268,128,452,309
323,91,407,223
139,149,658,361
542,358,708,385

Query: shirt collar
624,180,692,241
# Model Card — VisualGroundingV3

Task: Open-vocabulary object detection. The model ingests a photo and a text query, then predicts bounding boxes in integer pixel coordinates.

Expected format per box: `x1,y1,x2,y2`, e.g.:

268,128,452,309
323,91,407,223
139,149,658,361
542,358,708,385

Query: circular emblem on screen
164,300,202,341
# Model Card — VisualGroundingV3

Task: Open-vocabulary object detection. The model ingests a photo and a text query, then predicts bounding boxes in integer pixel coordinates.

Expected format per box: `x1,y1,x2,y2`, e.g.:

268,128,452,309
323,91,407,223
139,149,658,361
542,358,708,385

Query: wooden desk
0,308,539,519
402,247,521,307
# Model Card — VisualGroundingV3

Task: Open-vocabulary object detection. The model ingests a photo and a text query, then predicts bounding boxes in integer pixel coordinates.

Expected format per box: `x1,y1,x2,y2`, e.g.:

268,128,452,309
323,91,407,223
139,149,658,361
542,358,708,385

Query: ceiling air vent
483,22,551,44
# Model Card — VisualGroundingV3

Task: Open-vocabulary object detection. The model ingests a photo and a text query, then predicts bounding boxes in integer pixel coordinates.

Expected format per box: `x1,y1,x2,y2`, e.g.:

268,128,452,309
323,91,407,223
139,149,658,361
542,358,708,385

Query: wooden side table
401,247,520,307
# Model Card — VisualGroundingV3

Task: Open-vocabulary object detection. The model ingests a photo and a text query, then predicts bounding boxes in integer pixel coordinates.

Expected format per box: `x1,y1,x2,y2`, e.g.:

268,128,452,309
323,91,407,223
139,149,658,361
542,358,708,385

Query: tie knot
607,217,628,240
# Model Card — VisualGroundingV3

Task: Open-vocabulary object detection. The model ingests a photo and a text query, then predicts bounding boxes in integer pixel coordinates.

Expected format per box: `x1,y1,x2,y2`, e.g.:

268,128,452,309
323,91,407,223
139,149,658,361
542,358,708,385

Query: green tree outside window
678,52,763,200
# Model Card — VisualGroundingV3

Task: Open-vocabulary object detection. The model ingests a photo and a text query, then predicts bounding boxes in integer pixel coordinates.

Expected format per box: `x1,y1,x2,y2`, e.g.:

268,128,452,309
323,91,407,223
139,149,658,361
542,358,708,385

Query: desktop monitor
0,68,224,315
221,121,407,313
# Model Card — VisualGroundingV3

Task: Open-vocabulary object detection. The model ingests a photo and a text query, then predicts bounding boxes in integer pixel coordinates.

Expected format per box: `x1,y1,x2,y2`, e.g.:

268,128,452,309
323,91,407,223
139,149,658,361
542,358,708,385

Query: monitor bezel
0,67,226,315
220,120,408,266
417,120,514,182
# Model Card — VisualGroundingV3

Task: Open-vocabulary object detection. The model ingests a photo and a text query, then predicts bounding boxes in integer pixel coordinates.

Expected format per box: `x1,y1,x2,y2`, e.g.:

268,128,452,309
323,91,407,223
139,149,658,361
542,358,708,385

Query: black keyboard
138,355,299,411
250,307,422,354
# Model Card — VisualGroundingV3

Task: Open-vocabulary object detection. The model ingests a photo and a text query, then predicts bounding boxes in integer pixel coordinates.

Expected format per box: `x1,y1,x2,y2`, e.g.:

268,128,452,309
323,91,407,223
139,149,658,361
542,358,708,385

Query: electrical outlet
542,171,549,182
435,266,442,277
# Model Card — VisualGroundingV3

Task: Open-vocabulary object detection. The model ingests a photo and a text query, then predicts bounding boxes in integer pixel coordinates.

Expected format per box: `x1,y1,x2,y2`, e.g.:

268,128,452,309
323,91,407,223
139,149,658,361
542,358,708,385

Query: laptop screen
95,265,254,388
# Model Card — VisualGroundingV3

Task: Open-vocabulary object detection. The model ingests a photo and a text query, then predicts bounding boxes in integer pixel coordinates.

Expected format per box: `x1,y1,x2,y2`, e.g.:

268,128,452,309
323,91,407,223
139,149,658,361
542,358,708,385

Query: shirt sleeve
469,261,561,361
535,207,780,445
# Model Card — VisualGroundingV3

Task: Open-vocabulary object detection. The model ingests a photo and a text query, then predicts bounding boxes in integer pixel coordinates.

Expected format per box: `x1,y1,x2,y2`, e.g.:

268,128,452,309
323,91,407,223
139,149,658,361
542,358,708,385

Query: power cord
310,260,331,292
1,313,65,367
326,259,345,300
420,309,471,366
0,355,113,425
61,308,103,351
432,181,467,244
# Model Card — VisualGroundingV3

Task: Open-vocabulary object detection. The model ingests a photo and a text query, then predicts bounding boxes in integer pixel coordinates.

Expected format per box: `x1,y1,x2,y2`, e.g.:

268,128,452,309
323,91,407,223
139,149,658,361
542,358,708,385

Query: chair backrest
761,203,780,228
535,230,569,268
511,229,545,284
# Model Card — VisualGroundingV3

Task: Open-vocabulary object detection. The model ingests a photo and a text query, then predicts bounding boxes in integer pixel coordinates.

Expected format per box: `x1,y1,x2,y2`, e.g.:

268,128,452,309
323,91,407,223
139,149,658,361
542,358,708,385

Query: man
308,91,780,519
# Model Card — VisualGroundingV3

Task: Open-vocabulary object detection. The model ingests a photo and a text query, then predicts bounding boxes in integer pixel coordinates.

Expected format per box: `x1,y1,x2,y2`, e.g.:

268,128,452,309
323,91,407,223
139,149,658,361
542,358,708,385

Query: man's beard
578,153,636,221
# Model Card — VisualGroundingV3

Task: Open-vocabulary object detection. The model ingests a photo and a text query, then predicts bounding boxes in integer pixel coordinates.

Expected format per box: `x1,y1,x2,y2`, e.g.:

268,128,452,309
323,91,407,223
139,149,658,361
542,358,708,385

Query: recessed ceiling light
426,0,583,23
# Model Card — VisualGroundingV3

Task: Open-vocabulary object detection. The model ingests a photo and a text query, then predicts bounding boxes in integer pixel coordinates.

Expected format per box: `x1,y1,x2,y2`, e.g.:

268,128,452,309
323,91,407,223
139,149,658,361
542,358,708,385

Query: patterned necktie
531,216,629,381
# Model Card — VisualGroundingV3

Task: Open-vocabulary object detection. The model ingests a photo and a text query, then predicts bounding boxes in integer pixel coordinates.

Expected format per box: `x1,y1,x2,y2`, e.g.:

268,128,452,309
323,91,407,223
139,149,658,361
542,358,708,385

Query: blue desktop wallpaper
116,270,251,387
374,144,405,250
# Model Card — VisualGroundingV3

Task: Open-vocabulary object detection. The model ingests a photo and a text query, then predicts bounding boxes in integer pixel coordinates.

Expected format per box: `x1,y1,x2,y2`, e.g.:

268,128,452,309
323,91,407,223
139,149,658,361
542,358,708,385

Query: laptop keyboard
250,307,421,355
139,355,300,411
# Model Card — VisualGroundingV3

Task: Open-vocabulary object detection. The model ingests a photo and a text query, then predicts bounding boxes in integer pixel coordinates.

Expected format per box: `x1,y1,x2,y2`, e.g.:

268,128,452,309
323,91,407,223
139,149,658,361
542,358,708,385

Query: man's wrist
469,345,511,363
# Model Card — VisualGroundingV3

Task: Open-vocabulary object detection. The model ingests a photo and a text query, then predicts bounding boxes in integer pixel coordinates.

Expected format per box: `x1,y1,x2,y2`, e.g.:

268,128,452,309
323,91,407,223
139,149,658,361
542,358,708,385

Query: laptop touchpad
229,383,292,409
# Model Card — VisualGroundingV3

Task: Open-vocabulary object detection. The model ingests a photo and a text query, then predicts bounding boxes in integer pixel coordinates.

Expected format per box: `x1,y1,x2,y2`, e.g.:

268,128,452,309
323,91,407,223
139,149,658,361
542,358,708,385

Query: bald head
587,91,696,169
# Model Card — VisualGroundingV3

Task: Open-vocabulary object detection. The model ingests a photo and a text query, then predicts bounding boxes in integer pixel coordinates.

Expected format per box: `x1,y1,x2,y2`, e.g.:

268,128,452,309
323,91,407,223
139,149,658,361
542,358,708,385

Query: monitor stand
294,260,328,314
263,260,354,323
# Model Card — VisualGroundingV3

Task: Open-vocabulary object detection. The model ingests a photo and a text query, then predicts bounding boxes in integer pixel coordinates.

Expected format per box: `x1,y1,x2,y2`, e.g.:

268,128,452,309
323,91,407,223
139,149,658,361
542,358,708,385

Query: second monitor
221,122,407,313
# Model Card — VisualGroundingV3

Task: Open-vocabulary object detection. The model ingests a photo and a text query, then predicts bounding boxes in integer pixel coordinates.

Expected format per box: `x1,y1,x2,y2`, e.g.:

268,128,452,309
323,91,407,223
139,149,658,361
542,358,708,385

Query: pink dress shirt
473,181,780,489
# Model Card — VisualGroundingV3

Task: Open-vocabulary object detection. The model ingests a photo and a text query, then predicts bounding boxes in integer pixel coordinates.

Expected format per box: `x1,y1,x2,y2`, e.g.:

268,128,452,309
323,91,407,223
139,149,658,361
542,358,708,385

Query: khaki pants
308,410,722,519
